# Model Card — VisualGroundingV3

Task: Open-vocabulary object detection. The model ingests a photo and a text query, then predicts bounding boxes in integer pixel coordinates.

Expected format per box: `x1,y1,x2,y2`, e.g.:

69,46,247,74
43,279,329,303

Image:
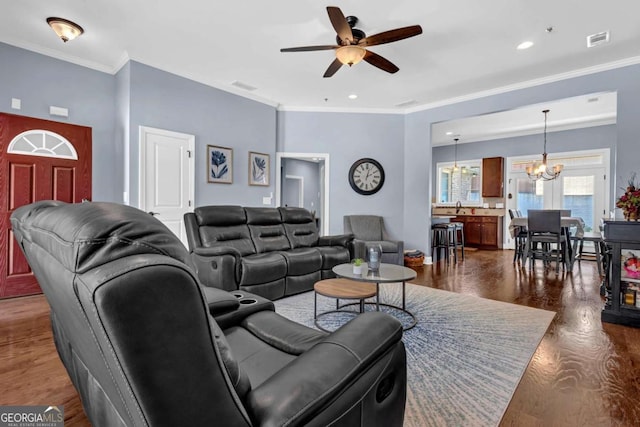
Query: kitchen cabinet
454,215,503,249
602,220,640,327
482,157,504,198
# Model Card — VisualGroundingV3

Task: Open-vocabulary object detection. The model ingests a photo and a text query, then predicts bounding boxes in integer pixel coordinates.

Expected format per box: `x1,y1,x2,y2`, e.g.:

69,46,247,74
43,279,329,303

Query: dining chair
560,209,572,217
527,210,568,272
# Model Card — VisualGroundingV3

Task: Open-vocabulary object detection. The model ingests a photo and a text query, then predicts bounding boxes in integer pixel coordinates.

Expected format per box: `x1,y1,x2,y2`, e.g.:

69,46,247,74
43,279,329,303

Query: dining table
508,216,587,270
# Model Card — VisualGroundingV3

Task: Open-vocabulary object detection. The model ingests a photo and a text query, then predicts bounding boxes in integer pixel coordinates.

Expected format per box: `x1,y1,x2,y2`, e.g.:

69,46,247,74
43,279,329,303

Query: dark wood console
602,220,640,327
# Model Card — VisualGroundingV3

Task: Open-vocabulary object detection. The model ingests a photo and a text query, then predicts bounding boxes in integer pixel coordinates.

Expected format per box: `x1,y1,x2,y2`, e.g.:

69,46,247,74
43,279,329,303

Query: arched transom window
8,129,78,160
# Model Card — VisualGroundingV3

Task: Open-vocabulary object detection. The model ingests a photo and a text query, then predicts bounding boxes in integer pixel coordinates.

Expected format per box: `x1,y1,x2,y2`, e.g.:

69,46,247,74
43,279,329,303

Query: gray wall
281,158,321,213
0,42,118,202
432,124,617,204
405,64,640,253
124,61,277,207
277,111,405,238
4,42,640,256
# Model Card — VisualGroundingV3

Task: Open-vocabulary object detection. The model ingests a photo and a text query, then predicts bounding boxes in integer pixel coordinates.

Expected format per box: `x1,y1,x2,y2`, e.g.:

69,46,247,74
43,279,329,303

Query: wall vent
231,80,258,91
395,99,418,108
587,31,610,48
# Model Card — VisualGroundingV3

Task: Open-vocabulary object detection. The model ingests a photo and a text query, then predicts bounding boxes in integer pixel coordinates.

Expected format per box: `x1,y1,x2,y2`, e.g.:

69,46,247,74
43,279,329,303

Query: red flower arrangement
616,173,640,220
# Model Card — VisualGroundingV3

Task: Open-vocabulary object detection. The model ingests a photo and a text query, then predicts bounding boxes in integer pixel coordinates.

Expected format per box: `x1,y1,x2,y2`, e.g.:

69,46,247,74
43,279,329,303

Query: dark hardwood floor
1,249,639,426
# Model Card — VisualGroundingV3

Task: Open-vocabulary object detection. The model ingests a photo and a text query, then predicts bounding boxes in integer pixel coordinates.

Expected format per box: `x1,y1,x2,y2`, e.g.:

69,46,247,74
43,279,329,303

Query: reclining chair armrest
190,246,243,291
247,312,403,426
389,239,404,253
318,233,354,249
350,239,367,260
199,286,240,316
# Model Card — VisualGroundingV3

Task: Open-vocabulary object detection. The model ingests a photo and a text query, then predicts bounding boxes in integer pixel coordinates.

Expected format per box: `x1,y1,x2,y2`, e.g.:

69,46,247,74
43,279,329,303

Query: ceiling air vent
231,80,257,91
395,99,418,108
587,31,610,48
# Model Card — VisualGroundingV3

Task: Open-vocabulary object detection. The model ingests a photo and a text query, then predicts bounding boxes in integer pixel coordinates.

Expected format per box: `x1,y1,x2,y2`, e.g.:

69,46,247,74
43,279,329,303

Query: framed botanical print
249,151,270,186
207,145,233,184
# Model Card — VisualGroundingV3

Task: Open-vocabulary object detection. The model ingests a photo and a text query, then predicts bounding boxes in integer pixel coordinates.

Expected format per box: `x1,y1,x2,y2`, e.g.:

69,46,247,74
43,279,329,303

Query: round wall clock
348,158,385,195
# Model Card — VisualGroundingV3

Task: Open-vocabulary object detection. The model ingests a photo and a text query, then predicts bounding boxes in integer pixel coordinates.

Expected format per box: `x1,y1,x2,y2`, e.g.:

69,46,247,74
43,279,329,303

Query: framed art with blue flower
207,145,233,184
249,151,270,186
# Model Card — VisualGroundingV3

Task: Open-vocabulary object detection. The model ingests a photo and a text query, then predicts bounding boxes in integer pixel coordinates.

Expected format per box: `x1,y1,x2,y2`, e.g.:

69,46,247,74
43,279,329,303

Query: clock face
349,158,385,195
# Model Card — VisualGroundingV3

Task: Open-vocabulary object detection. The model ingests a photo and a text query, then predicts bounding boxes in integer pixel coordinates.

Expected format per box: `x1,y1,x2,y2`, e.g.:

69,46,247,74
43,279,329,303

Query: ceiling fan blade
359,25,423,47
280,45,339,52
363,50,399,74
323,58,343,78
327,6,353,44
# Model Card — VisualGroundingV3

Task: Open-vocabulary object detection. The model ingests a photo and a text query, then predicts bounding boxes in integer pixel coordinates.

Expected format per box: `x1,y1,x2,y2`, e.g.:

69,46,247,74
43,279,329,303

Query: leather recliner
11,201,407,427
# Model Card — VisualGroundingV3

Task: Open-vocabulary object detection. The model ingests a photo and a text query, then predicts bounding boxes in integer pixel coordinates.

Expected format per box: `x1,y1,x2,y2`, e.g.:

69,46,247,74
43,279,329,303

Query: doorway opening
505,148,610,247
275,152,329,235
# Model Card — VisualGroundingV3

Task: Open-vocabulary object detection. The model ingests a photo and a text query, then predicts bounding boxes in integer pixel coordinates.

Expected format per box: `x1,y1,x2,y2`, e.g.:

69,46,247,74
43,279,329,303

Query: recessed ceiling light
445,131,453,136
517,41,534,50
348,94,358,100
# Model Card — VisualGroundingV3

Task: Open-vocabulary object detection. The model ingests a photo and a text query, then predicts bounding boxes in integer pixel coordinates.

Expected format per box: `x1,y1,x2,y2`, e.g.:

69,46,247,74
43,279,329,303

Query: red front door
0,113,92,298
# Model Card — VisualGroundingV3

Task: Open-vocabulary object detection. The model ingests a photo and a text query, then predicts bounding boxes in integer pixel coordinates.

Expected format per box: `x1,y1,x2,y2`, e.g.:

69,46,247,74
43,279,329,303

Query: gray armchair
344,215,404,265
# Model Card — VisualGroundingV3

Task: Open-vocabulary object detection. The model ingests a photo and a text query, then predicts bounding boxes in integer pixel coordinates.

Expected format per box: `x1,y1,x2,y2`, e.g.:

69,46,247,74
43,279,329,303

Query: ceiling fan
280,6,423,78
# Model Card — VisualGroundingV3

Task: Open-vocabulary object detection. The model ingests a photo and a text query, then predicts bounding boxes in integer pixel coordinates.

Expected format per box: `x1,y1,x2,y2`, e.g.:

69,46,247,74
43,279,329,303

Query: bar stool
571,231,605,275
451,221,465,260
431,223,462,264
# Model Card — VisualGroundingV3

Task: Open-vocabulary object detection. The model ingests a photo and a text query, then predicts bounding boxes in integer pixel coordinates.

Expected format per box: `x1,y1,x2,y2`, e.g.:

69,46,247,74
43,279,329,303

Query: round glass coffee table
332,263,418,330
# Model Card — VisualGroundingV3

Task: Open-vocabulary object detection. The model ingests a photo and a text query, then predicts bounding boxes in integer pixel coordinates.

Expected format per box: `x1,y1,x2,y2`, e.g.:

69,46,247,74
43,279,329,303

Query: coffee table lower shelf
314,279,377,333
313,278,417,332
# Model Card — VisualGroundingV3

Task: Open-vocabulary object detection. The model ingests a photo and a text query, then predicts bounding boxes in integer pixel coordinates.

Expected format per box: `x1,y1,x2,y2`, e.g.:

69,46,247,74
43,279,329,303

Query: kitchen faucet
456,201,462,214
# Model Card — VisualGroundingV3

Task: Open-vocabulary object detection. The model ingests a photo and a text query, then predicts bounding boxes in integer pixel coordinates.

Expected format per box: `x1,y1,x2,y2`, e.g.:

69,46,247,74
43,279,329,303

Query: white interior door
139,126,195,248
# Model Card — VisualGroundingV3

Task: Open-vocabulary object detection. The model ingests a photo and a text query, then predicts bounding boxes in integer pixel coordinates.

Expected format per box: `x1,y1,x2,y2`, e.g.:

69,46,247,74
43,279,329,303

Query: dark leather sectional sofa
11,201,407,426
184,205,353,300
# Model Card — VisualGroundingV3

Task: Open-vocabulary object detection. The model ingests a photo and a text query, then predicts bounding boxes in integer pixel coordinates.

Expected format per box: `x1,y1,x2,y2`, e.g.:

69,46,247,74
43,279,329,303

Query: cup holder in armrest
231,291,257,305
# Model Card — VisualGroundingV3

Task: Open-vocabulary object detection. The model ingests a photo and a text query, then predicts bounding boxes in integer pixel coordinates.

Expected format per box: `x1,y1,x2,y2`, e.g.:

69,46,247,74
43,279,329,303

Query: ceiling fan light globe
336,46,366,66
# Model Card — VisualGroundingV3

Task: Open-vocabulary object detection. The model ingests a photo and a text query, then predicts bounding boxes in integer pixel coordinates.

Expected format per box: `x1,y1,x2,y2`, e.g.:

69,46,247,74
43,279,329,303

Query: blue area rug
274,283,555,426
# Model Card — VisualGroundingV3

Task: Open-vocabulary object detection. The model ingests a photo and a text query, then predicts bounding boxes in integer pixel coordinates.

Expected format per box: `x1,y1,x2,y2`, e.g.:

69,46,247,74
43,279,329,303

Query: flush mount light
348,94,358,100
47,17,84,43
445,131,453,136
517,41,534,50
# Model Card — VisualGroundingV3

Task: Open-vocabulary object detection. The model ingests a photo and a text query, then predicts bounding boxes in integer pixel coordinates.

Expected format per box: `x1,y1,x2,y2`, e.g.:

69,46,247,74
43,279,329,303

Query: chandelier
526,109,563,181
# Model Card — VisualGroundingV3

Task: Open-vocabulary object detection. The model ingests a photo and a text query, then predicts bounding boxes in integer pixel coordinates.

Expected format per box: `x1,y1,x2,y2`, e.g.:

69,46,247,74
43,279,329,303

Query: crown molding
405,55,640,114
2,39,115,74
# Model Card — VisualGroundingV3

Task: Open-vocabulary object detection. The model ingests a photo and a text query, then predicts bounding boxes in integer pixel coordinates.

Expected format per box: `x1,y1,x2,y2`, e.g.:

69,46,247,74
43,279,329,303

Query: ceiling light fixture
517,41,534,50
348,94,358,100
47,17,84,43
335,45,366,66
526,109,563,181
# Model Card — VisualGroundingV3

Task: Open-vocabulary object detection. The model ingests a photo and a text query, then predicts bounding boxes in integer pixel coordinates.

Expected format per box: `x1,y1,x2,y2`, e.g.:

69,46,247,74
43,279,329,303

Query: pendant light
453,137,459,171
526,109,563,181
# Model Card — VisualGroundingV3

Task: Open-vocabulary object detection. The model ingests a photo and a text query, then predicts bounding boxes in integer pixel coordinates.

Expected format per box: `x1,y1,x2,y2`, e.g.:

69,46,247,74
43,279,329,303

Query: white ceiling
1,0,639,113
